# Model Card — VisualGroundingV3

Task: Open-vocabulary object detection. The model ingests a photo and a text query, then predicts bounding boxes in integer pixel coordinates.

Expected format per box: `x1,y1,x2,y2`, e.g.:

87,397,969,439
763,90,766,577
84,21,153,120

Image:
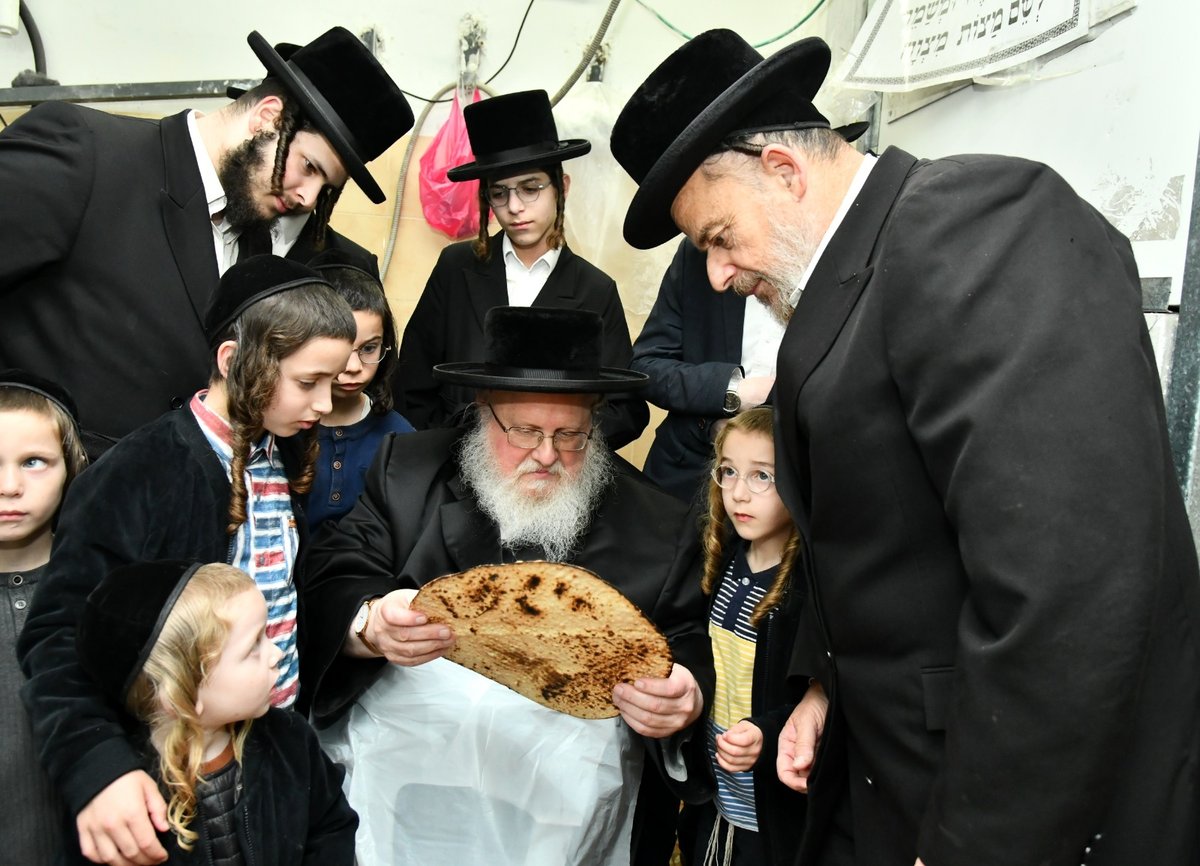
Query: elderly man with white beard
300,306,714,866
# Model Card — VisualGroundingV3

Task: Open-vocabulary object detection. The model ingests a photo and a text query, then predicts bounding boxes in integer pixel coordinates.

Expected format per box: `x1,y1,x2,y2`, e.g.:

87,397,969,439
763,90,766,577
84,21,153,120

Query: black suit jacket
631,238,745,502
395,237,649,449
778,147,1200,866
0,102,375,449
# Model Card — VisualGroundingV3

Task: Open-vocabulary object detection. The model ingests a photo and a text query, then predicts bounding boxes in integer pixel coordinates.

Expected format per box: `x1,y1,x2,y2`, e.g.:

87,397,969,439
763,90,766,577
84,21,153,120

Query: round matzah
411,561,673,718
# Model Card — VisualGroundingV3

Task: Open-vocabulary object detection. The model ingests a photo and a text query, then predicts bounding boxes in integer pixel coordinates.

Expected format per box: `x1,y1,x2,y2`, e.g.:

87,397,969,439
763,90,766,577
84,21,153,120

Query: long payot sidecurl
124,564,258,851
212,284,356,534
700,406,803,628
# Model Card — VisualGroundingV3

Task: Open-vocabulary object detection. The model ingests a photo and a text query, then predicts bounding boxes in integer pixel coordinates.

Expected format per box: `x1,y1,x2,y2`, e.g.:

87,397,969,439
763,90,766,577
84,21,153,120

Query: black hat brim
623,37,831,250
432,362,647,394
447,139,592,183
247,31,386,204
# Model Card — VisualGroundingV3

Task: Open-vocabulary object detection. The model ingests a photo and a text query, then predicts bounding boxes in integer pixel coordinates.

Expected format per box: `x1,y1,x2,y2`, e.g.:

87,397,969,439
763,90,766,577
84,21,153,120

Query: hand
76,770,169,865
776,681,828,793
348,588,455,666
715,719,763,773
737,375,775,409
612,663,704,738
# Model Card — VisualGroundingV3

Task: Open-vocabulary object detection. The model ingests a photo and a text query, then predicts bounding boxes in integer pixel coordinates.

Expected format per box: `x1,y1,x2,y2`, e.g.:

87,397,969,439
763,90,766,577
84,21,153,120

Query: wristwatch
352,598,383,656
723,388,742,414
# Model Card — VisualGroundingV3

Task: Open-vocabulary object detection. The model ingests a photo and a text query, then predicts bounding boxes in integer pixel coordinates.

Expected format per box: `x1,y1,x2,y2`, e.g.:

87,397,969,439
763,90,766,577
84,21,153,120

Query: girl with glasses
680,406,808,865
307,250,415,528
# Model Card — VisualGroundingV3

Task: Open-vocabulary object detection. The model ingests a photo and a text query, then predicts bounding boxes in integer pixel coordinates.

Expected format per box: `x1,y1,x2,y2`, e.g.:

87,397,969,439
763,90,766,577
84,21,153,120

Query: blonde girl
680,406,809,866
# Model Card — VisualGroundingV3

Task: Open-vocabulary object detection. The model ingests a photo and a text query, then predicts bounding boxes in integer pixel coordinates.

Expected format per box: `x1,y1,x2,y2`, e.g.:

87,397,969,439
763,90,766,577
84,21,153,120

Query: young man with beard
610,29,1200,866
302,306,714,865
0,26,413,456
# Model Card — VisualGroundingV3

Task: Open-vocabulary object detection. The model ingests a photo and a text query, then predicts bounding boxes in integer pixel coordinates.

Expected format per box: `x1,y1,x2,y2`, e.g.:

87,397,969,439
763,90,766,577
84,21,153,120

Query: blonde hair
700,407,802,627
125,564,259,851
0,386,88,488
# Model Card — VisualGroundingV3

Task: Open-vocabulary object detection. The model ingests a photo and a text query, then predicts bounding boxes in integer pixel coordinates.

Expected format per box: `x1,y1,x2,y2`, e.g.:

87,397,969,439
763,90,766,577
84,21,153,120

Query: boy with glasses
396,90,649,451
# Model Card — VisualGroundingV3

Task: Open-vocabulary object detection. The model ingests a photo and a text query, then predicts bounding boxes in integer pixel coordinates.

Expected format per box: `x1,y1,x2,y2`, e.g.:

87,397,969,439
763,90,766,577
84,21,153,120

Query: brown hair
471,164,567,261
210,283,356,533
700,407,801,628
0,386,88,490
125,564,258,851
233,80,340,250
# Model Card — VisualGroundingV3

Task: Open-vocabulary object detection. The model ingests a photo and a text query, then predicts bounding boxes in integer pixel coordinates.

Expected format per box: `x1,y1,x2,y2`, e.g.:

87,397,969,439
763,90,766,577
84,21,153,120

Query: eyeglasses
486,404,592,452
711,464,776,494
353,343,391,365
486,180,550,209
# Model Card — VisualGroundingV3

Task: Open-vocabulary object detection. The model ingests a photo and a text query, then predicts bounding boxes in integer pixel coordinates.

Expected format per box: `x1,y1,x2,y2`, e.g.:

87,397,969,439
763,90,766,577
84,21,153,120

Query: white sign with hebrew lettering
838,0,1089,91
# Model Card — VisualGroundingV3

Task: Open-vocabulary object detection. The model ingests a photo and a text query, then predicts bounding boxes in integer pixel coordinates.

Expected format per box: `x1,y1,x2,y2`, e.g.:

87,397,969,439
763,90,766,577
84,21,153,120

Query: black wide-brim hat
204,255,333,346
246,27,414,204
78,561,203,703
0,367,79,421
612,29,833,249
447,90,591,183
433,307,647,393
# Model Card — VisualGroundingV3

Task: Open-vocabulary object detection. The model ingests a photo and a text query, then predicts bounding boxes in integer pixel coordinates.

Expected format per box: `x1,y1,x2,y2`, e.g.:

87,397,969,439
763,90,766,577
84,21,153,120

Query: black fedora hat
447,90,591,183
0,367,79,422
433,307,647,393
612,30,833,249
204,255,333,346
78,561,203,703
246,27,414,204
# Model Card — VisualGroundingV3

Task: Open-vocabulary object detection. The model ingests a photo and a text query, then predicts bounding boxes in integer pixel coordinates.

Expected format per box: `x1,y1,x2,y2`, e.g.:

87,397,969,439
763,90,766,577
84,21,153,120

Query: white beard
457,418,614,562
732,208,824,326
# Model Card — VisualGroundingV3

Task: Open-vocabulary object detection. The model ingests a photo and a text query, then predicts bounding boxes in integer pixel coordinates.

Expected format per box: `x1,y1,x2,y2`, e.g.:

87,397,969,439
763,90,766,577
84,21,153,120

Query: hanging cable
632,0,828,48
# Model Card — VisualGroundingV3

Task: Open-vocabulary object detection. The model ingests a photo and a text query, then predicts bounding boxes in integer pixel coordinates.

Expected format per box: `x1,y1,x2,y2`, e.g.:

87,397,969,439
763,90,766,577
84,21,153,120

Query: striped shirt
190,391,300,708
708,546,778,831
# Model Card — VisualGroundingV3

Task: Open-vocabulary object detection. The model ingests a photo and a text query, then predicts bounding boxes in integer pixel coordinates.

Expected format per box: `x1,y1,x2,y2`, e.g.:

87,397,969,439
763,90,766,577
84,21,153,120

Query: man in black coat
610,29,1200,866
0,27,413,454
304,306,713,864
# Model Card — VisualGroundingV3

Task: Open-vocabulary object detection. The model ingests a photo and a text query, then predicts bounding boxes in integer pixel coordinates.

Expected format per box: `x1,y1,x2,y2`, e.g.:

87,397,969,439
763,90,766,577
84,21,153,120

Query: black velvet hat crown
204,255,333,346
433,307,647,393
0,368,79,421
245,27,414,204
611,29,833,249
306,246,382,282
446,90,591,182
77,561,203,703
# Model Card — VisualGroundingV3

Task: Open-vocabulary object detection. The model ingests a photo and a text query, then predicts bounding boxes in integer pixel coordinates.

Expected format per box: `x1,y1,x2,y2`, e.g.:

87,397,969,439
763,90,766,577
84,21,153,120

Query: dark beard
217,131,277,234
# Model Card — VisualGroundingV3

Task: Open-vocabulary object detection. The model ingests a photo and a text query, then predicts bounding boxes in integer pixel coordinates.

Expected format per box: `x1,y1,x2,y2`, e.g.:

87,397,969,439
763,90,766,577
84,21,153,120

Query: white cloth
319,659,643,866
503,233,560,306
739,298,784,378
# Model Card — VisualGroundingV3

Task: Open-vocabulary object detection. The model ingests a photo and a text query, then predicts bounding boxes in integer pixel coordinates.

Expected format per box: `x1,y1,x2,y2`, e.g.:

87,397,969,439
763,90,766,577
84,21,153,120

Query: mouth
732,512,753,522
295,420,317,430
274,195,292,215
0,512,27,521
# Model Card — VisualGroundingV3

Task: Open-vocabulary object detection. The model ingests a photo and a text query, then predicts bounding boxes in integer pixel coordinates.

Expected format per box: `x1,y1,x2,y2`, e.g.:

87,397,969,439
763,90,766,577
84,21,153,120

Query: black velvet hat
204,255,333,346
77,561,203,703
245,27,414,204
446,90,591,183
433,307,647,393
0,368,79,421
306,246,381,282
611,29,833,249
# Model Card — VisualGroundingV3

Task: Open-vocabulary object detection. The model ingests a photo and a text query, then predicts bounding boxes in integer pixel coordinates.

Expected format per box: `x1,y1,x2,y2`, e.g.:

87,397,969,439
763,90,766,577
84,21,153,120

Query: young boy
18,256,355,866
396,89,649,450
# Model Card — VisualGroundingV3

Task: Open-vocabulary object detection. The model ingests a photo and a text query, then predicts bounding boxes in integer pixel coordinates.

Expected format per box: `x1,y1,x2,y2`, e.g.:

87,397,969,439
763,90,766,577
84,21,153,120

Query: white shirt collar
788,152,878,308
502,233,560,275
185,110,228,222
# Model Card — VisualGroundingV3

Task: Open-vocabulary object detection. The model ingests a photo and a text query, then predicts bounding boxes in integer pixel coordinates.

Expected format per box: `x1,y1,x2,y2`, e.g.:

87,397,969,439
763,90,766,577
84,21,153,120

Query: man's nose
707,250,735,293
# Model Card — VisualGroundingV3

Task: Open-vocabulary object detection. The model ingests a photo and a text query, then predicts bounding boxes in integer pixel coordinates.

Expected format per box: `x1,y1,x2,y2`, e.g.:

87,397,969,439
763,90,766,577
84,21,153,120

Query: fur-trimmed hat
447,90,591,183
203,255,333,346
611,30,834,249
0,368,79,421
77,561,203,703
244,27,414,204
432,307,647,393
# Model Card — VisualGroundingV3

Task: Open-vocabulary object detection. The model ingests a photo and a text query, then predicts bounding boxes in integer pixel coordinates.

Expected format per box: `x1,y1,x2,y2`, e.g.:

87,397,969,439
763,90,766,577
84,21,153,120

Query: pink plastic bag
419,90,482,239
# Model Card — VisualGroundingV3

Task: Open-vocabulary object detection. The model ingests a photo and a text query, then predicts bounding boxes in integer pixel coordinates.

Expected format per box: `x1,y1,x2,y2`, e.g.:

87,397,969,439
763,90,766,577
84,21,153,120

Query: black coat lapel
159,110,219,326
440,476,501,571
463,235,510,332
534,244,582,305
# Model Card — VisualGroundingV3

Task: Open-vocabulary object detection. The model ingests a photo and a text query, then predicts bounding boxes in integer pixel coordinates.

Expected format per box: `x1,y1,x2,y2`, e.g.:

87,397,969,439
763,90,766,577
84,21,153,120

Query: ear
247,95,284,135
216,340,238,380
560,173,571,198
759,144,806,201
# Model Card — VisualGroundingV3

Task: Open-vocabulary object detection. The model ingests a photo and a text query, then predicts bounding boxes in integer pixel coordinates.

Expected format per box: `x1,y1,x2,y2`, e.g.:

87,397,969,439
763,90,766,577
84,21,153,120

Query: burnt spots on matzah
554,581,568,597
525,574,542,590
541,672,572,701
516,595,541,616
571,596,593,613
467,580,501,613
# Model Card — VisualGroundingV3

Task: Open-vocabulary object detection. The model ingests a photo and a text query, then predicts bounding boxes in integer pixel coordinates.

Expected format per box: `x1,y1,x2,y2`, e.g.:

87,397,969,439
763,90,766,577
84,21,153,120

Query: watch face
724,390,741,413
352,603,370,634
